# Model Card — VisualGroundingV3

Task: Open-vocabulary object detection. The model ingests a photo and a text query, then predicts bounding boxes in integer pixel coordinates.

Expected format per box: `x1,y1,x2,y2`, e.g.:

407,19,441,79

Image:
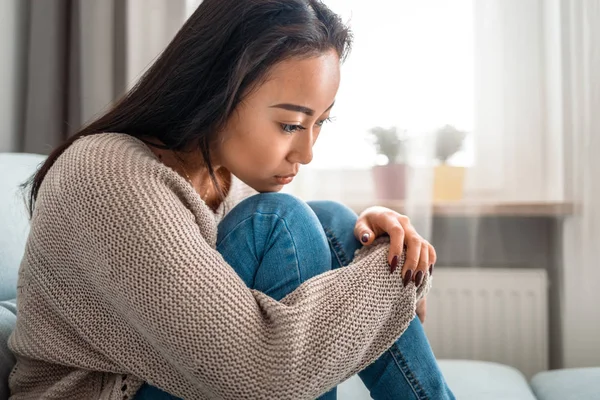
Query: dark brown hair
22,0,352,218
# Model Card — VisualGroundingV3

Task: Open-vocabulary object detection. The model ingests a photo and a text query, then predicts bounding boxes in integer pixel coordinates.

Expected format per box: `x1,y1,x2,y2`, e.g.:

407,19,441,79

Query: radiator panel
424,268,549,379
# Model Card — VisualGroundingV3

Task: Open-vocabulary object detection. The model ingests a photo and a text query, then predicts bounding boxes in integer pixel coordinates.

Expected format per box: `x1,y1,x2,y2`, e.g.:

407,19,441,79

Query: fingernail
403,269,413,286
361,233,370,243
429,264,434,276
389,255,398,274
414,270,424,286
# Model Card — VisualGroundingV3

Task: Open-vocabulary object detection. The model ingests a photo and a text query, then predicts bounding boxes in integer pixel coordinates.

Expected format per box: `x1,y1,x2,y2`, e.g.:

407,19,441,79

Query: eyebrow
270,101,336,116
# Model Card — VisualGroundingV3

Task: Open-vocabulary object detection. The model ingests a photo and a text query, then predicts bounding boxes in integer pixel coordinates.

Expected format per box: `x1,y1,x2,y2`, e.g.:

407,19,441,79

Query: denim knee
307,201,360,269
220,193,323,238
217,193,333,299
307,201,358,226
238,192,314,214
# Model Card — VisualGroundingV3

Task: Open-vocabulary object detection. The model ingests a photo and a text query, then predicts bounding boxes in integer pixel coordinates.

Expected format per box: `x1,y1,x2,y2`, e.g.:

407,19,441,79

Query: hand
416,297,427,323
354,206,436,287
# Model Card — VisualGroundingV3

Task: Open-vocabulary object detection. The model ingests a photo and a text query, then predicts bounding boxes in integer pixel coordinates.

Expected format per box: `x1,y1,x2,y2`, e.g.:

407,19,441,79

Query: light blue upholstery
0,153,47,399
531,367,600,400
0,301,17,400
0,153,47,301
334,361,600,400
438,360,537,400
334,360,541,399
337,375,371,399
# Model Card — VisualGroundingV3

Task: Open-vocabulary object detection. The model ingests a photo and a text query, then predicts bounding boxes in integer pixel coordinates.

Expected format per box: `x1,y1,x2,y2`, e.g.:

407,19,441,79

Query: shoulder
54,133,173,189
62,133,159,177
35,132,220,251
45,133,189,212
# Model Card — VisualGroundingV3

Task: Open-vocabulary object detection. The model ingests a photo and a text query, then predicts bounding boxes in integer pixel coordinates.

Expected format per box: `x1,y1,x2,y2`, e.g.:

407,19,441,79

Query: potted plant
433,124,467,201
368,126,408,200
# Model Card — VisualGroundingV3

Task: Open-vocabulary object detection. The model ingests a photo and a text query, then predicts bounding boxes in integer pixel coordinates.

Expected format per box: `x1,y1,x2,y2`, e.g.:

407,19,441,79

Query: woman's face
215,49,341,193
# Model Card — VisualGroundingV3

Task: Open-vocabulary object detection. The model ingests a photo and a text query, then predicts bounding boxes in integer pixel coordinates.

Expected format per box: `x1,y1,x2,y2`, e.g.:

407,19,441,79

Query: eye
280,124,305,134
316,117,334,127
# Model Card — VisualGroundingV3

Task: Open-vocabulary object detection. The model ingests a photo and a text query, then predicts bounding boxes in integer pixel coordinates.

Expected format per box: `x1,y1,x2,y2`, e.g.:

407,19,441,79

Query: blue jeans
136,193,455,400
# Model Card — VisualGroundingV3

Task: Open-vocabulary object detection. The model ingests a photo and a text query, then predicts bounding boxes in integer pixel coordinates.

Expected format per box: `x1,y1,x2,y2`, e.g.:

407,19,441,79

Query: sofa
1,152,599,399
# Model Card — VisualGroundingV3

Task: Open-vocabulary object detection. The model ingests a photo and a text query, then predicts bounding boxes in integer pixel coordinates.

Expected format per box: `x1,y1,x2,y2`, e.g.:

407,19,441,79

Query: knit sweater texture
8,132,431,400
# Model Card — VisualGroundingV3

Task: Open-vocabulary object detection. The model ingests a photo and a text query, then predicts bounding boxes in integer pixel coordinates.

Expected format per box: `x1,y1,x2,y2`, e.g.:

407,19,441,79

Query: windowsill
345,200,574,217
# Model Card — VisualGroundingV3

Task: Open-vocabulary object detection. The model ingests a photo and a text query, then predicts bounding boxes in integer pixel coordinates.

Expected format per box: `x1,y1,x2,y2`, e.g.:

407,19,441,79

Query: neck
137,135,229,207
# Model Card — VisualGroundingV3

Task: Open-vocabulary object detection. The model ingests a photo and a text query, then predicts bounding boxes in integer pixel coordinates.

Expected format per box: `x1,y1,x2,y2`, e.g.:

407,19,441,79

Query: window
316,0,475,168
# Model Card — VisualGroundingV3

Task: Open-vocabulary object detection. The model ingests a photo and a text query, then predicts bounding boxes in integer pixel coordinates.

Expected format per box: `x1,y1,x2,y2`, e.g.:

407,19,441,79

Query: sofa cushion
321,360,541,400
0,299,17,399
0,153,47,301
337,375,371,399
531,367,600,400
438,360,537,400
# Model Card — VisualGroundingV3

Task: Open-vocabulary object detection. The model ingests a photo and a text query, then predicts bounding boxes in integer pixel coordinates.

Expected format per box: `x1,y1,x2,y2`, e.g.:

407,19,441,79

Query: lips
274,175,296,185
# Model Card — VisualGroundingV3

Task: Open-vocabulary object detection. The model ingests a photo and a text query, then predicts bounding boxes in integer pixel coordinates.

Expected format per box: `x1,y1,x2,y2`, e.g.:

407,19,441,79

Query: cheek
221,126,289,172
248,136,290,169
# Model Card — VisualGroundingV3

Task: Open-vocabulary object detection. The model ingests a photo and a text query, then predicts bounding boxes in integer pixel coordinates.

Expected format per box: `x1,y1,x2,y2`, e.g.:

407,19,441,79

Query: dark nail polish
414,270,424,286
390,255,398,273
429,264,434,276
403,270,413,286
361,233,370,243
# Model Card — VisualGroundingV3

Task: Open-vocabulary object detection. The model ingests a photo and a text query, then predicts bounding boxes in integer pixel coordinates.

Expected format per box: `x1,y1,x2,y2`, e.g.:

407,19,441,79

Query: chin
256,186,284,193
244,181,283,194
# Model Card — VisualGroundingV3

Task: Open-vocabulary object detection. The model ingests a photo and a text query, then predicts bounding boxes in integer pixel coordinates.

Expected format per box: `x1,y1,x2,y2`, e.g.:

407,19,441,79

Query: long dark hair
21,0,352,218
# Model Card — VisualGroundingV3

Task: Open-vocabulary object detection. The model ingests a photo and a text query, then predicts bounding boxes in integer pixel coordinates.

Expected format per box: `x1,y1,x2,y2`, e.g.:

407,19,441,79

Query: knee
226,192,322,231
237,192,315,218
252,192,307,209
308,200,356,216
307,200,358,228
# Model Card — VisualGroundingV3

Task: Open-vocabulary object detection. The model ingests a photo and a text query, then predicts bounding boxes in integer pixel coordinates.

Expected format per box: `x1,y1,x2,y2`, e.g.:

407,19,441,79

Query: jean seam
388,344,429,400
323,227,350,268
218,211,303,283
217,214,260,264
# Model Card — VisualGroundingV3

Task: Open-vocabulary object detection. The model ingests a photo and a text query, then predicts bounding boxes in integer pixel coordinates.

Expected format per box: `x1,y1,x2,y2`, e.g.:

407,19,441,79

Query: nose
288,129,315,165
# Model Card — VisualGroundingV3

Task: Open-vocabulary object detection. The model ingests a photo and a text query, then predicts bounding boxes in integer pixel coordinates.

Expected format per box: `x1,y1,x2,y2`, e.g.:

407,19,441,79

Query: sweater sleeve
57,140,431,399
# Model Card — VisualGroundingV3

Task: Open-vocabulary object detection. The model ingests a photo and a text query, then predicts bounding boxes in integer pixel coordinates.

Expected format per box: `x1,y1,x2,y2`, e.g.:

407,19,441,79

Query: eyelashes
316,116,334,127
280,117,334,134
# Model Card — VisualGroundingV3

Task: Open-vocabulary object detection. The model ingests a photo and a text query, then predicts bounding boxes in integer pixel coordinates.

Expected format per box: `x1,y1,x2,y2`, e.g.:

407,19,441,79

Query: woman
10,0,455,399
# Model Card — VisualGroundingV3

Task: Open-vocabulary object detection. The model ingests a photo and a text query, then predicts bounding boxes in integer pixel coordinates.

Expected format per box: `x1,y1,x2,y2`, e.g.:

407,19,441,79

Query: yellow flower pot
433,165,465,201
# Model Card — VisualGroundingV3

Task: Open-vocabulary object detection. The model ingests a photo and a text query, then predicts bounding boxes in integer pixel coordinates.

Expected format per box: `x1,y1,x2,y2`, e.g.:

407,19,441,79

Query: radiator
424,268,549,379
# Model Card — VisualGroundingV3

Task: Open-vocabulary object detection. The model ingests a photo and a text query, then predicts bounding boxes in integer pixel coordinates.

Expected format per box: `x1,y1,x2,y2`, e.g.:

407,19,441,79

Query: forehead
251,50,341,113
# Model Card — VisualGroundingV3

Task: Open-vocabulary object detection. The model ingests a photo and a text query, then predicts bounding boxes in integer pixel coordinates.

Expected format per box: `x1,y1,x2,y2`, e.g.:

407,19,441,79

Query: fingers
428,242,437,276
383,219,405,271
354,218,376,246
402,234,421,286
354,208,437,285
414,244,429,286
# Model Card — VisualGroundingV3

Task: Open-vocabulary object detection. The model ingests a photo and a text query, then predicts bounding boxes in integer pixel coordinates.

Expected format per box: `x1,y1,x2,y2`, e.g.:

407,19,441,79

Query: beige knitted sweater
8,133,431,400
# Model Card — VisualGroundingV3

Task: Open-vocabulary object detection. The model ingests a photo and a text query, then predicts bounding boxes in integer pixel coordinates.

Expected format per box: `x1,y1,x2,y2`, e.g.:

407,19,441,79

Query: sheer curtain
472,0,600,367
558,0,600,368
